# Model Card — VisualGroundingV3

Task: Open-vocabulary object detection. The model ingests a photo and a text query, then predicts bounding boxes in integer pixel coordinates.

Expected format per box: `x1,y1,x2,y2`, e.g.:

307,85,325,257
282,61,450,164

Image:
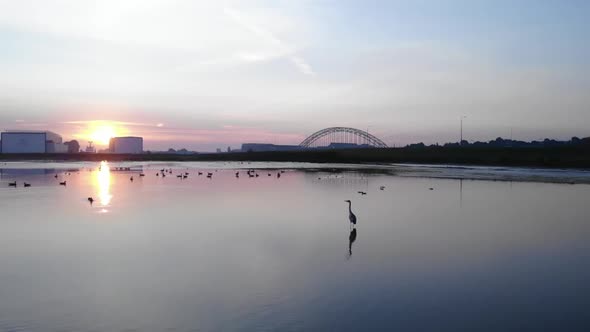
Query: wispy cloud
223,6,315,75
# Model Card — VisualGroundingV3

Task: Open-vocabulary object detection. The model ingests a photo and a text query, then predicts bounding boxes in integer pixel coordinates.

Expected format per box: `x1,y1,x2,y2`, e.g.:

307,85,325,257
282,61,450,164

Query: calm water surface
1,162,589,331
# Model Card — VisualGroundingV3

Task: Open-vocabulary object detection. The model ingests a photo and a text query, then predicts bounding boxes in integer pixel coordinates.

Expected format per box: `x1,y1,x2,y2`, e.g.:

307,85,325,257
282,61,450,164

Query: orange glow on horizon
73,121,127,146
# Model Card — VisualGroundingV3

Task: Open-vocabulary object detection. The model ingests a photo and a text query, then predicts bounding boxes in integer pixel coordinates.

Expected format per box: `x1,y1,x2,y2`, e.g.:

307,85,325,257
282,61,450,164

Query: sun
90,125,117,145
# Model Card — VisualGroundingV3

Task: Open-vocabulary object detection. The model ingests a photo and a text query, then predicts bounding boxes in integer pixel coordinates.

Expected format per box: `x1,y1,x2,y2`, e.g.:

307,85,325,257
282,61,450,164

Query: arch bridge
300,127,388,148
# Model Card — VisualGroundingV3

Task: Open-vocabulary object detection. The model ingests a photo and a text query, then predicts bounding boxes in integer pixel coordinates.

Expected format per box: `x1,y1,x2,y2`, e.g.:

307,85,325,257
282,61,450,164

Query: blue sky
0,0,588,150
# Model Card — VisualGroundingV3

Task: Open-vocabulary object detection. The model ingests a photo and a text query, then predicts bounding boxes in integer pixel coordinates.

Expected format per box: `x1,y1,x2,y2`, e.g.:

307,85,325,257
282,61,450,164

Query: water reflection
95,161,112,207
348,228,357,258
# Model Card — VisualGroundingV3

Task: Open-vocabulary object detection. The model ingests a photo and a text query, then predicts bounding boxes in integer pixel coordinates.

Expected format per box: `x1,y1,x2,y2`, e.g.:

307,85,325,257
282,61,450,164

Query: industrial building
109,136,143,154
0,130,67,153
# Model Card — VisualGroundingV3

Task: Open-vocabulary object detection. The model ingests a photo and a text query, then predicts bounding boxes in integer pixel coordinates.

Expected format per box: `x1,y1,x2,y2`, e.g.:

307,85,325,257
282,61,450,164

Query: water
1,161,590,331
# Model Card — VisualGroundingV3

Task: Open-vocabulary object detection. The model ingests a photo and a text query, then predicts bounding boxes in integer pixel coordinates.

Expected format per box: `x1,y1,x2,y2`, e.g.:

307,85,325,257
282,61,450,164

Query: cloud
223,6,315,75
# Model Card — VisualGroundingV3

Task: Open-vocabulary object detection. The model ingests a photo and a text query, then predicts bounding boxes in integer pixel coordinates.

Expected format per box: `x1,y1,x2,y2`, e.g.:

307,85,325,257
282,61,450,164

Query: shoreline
1,146,589,169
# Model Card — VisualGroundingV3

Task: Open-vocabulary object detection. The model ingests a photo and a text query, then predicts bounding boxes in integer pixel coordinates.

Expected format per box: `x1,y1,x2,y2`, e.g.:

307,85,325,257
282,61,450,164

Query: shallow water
1,162,590,331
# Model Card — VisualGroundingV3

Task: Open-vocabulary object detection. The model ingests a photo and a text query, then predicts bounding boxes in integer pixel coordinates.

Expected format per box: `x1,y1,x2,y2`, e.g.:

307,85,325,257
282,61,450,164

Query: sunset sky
1,0,589,151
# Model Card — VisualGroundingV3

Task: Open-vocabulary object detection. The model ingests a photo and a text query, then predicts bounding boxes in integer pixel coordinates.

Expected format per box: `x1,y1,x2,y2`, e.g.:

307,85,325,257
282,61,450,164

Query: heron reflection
95,161,112,207
348,228,357,258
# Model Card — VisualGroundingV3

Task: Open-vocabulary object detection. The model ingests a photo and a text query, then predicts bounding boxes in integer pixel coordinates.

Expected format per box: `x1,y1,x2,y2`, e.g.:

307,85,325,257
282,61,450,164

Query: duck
59,181,66,186
8,181,17,187
24,182,31,187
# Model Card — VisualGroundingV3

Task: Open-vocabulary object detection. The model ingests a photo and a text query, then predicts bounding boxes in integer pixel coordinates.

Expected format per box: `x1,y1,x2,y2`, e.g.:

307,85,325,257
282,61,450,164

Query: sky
0,0,589,151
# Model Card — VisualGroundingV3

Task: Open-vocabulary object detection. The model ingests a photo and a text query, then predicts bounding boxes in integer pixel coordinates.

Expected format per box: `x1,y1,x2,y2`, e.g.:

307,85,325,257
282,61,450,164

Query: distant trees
64,140,80,153
405,136,590,149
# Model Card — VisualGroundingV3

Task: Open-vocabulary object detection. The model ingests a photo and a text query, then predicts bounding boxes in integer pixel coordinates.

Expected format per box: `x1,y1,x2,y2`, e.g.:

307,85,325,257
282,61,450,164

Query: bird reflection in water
95,161,112,211
348,228,357,259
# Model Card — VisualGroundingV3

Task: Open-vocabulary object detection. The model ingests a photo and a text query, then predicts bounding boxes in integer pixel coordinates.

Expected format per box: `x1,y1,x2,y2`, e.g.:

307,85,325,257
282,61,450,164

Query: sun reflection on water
96,161,112,208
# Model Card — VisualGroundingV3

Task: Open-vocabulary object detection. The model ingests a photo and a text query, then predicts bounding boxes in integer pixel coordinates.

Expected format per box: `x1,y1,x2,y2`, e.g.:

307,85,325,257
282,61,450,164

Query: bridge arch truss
299,127,388,148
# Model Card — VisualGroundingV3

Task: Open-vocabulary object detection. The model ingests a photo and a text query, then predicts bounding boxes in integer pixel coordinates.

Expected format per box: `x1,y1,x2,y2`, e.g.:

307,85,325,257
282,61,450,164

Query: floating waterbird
24,182,31,187
357,191,367,195
59,181,66,186
8,181,17,187
380,186,385,190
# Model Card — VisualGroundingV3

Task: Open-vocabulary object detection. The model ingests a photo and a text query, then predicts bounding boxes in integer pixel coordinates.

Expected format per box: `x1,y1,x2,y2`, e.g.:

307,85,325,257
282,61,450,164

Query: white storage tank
1,130,65,153
109,137,143,154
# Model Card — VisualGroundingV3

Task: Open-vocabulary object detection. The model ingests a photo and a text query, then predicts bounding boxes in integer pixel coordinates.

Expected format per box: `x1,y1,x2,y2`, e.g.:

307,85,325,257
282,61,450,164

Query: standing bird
344,200,357,227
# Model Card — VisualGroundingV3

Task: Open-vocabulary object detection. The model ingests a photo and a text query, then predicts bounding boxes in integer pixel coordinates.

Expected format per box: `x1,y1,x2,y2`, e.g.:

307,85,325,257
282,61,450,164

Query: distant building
240,143,303,152
216,148,222,153
227,146,231,153
109,137,143,154
63,140,80,153
84,141,96,153
1,130,67,153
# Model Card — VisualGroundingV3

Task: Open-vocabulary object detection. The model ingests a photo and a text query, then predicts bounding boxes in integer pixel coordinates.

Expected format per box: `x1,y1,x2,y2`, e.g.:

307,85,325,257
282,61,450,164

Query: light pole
460,116,467,145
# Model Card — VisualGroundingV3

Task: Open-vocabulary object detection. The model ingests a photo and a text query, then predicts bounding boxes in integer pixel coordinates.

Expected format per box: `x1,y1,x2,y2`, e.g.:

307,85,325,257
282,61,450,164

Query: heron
344,200,357,228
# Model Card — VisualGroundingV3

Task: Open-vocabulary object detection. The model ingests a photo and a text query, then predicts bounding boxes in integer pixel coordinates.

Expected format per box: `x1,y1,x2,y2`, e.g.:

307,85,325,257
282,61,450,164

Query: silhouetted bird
59,181,66,186
8,181,17,187
130,176,134,182
140,173,145,177
88,197,94,205
277,173,281,178
357,191,367,195
380,186,385,190
345,200,357,227
24,182,31,187
54,174,58,179
156,173,159,176
348,228,357,257
429,188,434,190
198,172,203,176
235,172,239,178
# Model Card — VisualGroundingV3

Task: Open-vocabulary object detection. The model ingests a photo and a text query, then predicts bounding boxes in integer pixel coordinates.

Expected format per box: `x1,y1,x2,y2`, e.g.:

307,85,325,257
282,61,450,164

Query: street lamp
460,116,467,144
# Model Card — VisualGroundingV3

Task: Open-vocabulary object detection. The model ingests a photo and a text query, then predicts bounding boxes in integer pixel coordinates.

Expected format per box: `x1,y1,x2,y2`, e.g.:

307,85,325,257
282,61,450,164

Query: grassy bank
1,146,590,168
